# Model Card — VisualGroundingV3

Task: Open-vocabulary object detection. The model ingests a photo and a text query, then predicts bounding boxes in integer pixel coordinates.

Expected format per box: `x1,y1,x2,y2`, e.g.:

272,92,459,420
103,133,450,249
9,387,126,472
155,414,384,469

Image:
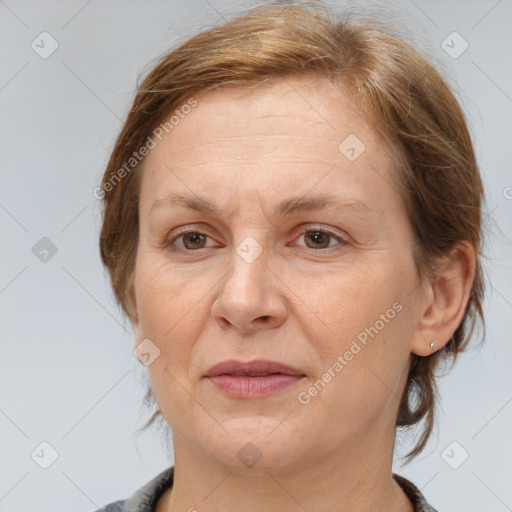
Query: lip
204,359,306,398
204,359,304,377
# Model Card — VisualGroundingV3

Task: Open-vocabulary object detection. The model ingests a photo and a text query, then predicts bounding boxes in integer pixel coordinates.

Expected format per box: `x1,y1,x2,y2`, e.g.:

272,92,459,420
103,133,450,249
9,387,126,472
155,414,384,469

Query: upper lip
204,359,305,377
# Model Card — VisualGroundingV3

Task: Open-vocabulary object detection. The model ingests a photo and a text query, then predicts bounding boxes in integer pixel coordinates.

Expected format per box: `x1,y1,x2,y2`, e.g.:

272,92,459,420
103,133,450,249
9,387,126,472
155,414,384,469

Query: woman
95,1,484,511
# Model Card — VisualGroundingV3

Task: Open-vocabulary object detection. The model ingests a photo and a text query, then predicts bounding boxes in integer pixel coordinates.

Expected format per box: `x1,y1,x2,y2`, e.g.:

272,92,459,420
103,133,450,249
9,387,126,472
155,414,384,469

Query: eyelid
295,223,346,238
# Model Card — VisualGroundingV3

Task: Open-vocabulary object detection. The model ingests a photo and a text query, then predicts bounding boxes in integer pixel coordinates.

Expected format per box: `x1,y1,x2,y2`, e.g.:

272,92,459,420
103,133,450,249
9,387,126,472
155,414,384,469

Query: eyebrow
149,193,373,221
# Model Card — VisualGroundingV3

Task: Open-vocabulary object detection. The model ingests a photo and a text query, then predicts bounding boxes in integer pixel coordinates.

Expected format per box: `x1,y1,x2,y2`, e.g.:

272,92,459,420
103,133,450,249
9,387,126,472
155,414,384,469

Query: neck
160,429,414,512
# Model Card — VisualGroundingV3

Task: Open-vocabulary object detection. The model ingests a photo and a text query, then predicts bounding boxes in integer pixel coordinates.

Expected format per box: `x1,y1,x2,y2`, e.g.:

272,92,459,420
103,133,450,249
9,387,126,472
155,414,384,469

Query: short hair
98,0,485,461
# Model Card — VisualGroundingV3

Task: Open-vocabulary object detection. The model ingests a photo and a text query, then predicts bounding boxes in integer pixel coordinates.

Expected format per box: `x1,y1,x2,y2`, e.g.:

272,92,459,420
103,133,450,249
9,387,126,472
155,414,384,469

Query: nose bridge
224,234,268,307
212,233,287,330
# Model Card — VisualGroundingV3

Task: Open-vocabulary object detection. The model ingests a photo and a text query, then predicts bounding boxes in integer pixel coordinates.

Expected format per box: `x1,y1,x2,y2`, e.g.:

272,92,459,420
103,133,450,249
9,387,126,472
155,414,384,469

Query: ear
411,241,477,356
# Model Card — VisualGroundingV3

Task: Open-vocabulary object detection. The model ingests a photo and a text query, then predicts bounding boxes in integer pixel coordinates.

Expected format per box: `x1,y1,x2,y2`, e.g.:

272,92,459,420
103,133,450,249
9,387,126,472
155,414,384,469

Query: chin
198,416,309,471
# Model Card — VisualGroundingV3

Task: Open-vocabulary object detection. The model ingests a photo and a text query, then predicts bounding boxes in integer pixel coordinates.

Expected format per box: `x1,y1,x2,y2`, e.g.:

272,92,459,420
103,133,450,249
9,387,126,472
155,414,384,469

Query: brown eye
165,228,220,254
181,232,208,250
303,230,337,249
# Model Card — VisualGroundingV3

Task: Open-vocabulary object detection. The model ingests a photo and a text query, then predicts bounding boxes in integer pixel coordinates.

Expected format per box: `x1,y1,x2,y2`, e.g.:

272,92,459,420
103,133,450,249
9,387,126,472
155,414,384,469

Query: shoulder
94,501,127,512
393,473,439,512
93,466,175,512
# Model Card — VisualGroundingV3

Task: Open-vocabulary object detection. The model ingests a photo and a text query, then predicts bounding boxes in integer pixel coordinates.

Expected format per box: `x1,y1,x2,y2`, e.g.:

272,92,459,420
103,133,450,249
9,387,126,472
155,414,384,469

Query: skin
130,76,475,512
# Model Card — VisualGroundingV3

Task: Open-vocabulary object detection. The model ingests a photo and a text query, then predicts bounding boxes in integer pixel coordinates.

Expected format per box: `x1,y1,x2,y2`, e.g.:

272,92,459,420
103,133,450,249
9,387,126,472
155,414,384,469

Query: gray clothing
94,466,438,512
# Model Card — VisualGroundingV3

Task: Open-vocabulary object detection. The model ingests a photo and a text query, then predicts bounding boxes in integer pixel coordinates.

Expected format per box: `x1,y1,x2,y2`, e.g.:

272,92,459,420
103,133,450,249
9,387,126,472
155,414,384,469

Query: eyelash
164,226,348,254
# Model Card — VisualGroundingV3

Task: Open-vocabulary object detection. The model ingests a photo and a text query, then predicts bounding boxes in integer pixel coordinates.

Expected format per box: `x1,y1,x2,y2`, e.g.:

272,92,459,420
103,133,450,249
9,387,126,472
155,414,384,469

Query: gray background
1,0,511,510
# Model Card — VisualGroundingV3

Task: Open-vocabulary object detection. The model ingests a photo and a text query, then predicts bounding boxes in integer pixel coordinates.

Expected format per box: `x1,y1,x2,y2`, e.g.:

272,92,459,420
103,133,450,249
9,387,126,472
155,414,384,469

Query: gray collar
95,466,438,512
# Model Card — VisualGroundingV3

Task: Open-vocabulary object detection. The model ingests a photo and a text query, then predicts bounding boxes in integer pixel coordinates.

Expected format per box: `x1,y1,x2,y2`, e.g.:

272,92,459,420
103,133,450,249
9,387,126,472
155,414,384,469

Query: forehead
139,76,398,214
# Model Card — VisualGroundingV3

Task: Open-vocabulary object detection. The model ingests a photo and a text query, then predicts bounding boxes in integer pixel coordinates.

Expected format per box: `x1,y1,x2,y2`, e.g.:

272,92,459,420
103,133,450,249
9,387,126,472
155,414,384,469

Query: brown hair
98,0,485,461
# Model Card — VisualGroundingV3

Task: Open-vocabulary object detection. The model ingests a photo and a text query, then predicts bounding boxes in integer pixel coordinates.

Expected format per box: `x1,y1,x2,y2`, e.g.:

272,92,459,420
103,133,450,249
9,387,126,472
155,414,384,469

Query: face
132,77,425,471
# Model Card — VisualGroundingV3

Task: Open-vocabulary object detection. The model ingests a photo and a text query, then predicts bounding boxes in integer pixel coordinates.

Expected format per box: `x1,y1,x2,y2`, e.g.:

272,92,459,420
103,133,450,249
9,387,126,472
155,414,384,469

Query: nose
211,244,288,332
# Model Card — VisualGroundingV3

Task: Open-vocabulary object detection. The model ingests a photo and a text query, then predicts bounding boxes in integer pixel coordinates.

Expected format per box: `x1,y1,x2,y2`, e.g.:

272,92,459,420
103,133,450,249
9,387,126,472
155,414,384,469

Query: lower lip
206,374,305,398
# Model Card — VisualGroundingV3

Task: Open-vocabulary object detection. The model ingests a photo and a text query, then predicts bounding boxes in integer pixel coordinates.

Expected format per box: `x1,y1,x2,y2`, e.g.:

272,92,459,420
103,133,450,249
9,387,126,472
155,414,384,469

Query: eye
296,228,347,250
166,230,218,251
164,226,347,253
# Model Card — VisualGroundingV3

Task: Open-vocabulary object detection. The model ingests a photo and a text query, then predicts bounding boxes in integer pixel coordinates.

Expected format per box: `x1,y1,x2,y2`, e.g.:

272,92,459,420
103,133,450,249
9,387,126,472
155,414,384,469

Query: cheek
134,256,210,368
134,258,212,430
136,256,200,327
292,261,414,421
291,259,407,348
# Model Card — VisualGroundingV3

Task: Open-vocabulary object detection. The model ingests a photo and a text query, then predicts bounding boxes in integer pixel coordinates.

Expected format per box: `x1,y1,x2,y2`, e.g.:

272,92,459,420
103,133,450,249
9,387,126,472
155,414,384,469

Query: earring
429,341,435,351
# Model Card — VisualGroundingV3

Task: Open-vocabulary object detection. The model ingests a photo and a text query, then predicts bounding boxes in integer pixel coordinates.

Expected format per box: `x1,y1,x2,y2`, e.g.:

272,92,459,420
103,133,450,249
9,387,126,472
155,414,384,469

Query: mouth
204,359,305,377
204,359,306,398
